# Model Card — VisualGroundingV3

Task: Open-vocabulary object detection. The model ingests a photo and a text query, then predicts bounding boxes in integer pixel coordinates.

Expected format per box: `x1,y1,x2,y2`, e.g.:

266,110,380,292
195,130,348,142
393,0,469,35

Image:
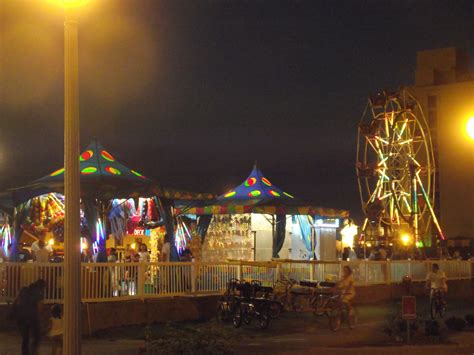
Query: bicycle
430,289,446,319
216,278,240,322
233,297,271,329
325,294,357,331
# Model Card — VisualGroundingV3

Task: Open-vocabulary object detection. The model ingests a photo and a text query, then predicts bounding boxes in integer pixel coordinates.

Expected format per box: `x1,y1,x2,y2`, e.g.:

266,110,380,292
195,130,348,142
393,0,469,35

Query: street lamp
50,1,90,353
467,116,474,140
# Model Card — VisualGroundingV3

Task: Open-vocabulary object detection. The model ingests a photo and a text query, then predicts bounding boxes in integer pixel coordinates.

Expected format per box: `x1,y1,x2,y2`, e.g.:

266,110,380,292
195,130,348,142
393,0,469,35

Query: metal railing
0,260,471,304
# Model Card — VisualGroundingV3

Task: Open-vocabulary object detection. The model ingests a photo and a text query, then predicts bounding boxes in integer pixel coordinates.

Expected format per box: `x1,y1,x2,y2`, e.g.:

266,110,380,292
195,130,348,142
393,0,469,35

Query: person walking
10,279,46,355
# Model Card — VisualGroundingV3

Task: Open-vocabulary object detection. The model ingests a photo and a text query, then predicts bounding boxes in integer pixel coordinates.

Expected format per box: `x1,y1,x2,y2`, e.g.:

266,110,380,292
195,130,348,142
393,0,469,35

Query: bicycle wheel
259,312,270,329
269,301,282,319
216,302,227,322
312,296,327,316
430,299,437,319
438,303,446,318
233,305,242,328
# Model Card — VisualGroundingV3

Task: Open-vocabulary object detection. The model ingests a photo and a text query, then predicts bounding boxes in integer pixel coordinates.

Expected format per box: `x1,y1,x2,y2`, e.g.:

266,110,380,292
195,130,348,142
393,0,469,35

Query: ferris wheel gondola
356,89,444,245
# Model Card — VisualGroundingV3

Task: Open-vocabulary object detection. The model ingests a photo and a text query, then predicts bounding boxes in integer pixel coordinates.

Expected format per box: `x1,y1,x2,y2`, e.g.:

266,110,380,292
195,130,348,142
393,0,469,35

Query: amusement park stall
175,165,348,262
0,140,214,263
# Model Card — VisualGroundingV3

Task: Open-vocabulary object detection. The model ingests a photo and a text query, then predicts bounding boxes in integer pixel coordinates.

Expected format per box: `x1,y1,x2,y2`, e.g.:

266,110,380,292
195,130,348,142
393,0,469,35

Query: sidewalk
2,301,474,354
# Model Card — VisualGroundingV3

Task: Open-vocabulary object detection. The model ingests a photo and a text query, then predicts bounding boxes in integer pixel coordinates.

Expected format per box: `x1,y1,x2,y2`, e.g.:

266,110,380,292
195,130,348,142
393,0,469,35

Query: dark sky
0,0,472,221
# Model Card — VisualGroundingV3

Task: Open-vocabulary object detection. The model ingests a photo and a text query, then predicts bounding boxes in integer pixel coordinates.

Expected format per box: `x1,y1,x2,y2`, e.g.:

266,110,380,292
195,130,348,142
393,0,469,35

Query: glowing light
269,190,281,197
131,243,136,250
105,166,121,175
467,117,474,140
50,168,65,177
101,150,115,162
283,192,294,199
244,177,257,187
224,191,236,198
49,0,92,7
261,177,272,186
80,150,94,161
131,170,146,179
366,242,372,248
248,190,261,197
80,238,88,253
48,238,55,246
341,223,358,248
81,166,97,174
401,234,411,246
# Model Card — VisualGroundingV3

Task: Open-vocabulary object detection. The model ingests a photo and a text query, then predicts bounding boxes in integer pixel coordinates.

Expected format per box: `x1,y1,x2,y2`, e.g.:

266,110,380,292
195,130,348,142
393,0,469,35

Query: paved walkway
1,301,474,354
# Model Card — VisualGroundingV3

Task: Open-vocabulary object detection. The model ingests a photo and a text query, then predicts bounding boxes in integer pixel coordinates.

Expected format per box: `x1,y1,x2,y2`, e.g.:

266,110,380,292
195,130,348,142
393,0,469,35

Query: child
48,304,63,355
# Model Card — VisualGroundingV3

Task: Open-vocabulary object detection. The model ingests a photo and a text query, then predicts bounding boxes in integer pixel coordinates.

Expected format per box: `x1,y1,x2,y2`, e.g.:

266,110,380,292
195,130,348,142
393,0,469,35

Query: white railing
0,260,471,304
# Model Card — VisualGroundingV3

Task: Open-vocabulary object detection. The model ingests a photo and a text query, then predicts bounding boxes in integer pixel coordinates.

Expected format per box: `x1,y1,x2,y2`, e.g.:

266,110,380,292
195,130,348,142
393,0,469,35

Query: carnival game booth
0,140,214,263
175,165,348,262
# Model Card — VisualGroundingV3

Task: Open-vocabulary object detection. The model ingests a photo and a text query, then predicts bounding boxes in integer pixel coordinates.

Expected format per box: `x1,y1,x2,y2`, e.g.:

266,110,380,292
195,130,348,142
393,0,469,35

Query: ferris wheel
356,89,444,244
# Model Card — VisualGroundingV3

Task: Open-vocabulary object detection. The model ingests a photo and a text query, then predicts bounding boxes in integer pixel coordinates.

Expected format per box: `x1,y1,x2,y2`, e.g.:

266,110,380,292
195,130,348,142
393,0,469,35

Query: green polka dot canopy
36,140,150,184
218,165,295,201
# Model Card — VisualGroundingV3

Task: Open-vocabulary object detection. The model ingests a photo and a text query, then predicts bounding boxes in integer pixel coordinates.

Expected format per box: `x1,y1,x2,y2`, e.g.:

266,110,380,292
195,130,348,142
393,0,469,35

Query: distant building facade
408,47,474,239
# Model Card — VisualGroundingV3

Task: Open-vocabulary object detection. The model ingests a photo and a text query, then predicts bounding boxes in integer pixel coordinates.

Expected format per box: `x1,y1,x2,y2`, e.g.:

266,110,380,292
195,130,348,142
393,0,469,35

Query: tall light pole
52,1,90,353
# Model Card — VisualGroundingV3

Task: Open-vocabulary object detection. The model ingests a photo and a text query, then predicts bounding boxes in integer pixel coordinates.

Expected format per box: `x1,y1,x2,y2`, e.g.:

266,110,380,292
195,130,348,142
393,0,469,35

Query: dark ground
1,299,474,354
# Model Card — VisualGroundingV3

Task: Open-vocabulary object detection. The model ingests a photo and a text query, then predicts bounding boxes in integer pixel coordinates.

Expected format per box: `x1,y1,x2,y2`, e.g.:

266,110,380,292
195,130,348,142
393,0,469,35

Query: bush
465,314,474,326
145,324,233,355
424,320,439,336
445,317,466,331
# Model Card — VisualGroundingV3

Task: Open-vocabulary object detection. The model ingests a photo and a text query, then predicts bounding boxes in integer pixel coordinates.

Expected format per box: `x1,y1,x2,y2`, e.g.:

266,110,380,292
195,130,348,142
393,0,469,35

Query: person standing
160,234,171,262
10,279,46,355
348,247,358,260
31,230,52,258
138,244,150,263
34,240,50,263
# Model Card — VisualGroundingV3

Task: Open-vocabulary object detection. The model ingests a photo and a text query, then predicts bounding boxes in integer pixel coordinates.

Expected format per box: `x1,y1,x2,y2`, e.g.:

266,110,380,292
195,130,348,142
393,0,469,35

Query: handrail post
237,261,242,280
137,262,145,299
191,260,197,294
309,261,314,281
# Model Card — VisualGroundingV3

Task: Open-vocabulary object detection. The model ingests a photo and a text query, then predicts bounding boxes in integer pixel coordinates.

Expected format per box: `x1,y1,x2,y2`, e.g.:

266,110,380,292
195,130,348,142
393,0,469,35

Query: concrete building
408,47,474,239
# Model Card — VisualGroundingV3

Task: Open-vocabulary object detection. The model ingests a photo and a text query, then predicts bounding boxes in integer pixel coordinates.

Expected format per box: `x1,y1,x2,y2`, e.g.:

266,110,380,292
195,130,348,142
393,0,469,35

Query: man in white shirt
161,234,171,262
425,263,447,298
31,231,53,256
34,240,50,263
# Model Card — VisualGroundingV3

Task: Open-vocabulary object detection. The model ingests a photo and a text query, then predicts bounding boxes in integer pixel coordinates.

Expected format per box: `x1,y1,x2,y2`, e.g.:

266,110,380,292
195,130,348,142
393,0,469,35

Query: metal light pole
63,8,81,355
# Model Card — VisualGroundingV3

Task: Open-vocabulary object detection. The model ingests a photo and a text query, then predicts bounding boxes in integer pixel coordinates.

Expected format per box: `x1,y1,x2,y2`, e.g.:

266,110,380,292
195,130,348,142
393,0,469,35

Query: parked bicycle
217,279,281,329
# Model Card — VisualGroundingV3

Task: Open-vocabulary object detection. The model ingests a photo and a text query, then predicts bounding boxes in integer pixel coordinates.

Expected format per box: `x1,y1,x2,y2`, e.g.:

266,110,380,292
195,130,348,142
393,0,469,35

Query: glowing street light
467,116,474,140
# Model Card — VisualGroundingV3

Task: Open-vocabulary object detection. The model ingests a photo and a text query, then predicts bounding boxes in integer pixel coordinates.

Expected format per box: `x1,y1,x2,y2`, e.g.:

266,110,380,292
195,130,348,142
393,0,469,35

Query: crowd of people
342,244,472,261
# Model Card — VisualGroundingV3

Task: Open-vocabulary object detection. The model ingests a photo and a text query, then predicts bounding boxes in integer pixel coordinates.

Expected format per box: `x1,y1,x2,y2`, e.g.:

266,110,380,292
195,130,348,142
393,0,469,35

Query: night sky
0,0,472,221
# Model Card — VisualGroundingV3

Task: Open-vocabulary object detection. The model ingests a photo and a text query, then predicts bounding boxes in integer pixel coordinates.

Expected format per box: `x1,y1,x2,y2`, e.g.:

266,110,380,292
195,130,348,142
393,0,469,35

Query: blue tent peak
36,140,150,183
217,165,295,201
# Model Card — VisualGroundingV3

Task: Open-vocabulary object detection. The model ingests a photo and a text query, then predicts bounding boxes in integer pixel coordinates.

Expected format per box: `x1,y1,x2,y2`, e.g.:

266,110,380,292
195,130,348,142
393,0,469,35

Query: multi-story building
408,47,474,240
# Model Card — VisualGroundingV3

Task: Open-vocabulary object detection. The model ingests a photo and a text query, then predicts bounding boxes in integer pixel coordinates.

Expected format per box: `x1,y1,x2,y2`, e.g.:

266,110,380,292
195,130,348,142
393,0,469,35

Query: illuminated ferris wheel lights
401,234,412,246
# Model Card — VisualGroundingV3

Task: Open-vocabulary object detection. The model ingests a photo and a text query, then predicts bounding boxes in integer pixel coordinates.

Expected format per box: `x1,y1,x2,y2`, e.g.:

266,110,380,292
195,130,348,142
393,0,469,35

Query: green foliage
145,323,233,355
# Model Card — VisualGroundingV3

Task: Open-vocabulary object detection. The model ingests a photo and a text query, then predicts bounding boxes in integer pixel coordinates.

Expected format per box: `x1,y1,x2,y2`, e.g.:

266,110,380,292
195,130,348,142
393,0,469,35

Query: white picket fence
0,260,472,304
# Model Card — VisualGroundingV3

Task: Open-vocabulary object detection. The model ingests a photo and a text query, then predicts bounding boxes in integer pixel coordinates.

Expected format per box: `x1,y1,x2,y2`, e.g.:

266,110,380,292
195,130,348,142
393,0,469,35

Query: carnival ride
356,89,444,245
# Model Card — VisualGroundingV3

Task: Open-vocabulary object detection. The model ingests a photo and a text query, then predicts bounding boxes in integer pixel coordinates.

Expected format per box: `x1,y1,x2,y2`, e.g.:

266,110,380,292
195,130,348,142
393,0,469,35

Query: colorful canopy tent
175,165,348,218
0,140,216,262
175,164,349,259
34,140,153,200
